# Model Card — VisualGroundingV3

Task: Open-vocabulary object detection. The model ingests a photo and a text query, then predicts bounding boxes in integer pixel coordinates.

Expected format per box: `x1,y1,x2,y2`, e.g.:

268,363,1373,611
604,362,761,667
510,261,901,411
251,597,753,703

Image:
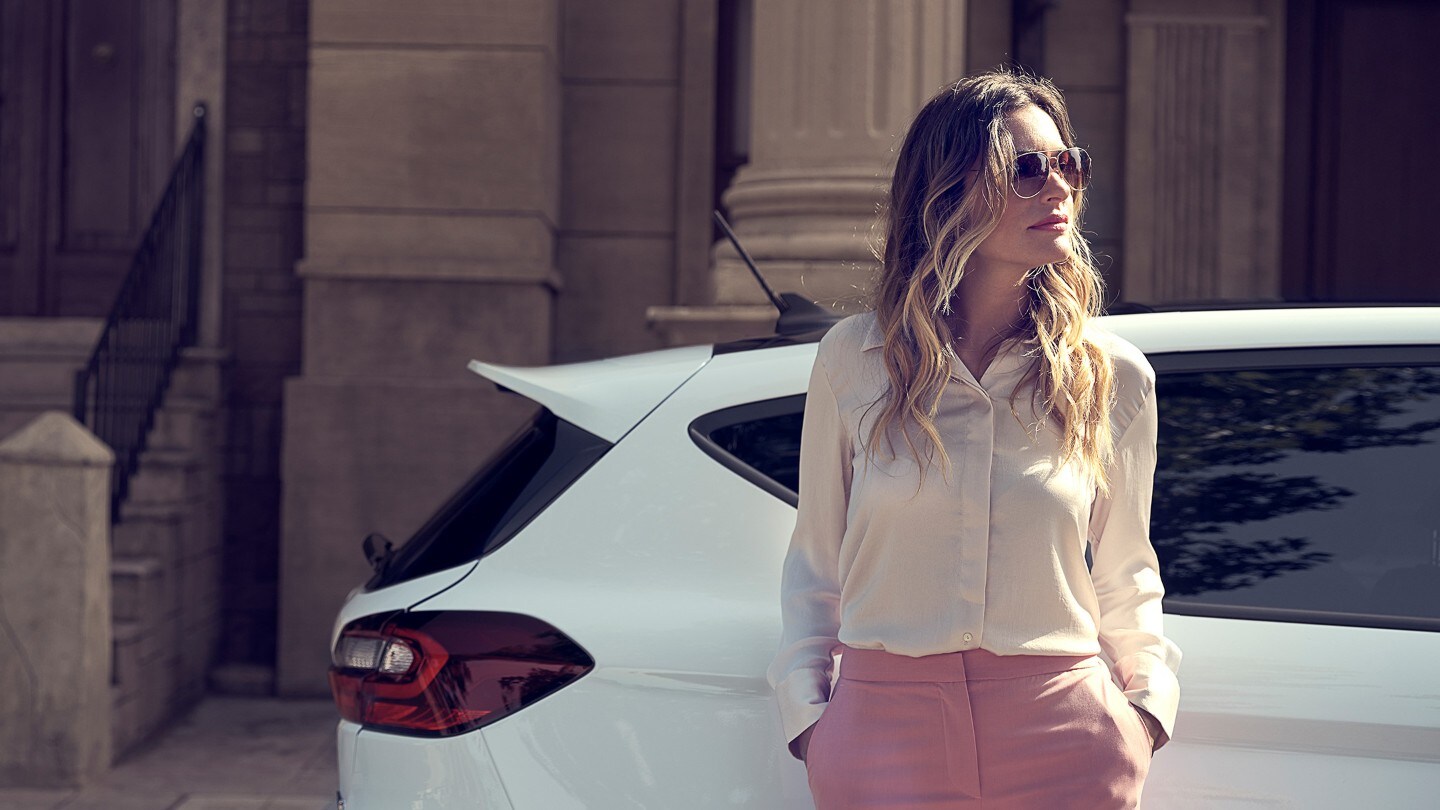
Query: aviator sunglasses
1011,147,1091,198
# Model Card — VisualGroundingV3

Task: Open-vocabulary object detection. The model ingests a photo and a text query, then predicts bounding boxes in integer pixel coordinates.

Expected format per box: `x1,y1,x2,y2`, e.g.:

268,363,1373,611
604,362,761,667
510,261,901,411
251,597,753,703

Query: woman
767,69,1181,808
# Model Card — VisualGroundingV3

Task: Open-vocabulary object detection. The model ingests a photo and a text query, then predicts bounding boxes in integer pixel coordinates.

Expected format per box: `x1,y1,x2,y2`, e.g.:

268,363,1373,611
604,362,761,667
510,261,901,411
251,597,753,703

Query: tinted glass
691,395,805,505
369,410,611,590
1154,364,1440,625
710,414,803,493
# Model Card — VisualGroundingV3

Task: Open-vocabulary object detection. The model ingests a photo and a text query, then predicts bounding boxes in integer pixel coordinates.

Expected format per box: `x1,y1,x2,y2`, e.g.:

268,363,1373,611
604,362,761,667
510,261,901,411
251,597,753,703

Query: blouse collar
858,315,1041,377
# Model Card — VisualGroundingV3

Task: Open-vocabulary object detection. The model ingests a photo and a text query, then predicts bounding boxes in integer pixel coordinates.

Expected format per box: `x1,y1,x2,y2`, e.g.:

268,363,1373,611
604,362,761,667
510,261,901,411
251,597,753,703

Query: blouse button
963,633,973,642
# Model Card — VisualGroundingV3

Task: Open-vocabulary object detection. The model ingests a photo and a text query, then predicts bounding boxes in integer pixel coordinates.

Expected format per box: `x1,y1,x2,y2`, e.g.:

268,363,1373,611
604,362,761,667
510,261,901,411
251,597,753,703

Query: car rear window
367,409,611,590
1153,360,1440,631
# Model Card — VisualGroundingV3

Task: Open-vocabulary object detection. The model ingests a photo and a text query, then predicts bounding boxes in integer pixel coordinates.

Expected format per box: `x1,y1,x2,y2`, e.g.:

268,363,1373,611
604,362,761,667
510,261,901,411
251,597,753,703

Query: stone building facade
1,0,1437,771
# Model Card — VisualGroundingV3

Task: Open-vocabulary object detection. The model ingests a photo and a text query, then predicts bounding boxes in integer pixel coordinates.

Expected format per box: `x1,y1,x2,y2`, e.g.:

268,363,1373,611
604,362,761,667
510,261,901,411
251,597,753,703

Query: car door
1142,345,1440,808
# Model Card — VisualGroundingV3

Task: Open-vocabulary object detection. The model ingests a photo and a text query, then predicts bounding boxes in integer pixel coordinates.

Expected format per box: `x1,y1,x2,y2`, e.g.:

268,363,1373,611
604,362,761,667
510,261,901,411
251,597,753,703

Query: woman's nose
1042,163,1073,201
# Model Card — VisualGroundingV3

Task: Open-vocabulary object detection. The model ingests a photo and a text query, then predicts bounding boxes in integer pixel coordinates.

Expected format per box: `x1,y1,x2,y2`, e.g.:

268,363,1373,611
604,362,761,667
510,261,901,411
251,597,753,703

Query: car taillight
329,611,594,737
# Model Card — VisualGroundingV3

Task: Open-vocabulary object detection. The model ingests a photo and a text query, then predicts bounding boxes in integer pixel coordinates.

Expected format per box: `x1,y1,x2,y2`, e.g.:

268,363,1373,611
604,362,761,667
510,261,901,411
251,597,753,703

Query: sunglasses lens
1013,149,1091,197
1013,153,1049,197
1059,148,1091,191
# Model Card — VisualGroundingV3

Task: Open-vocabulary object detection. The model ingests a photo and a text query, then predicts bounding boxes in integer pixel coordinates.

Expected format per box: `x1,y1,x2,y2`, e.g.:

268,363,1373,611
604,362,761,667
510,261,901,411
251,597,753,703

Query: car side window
690,395,805,506
1153,361,1440,630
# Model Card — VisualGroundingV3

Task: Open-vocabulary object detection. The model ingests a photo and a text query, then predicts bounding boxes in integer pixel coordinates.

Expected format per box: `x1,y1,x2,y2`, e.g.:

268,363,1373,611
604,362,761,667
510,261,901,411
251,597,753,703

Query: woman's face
970,104,1075,280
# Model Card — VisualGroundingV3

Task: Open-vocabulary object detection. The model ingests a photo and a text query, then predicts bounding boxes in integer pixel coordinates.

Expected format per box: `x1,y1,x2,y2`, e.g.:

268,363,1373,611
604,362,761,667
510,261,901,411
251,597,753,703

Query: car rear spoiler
467,345,712,443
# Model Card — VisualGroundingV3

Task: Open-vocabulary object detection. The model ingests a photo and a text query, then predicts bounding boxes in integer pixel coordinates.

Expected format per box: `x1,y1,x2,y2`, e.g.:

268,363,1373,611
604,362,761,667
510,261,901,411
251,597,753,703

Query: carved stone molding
715,0,967,307
1123,12,1283,304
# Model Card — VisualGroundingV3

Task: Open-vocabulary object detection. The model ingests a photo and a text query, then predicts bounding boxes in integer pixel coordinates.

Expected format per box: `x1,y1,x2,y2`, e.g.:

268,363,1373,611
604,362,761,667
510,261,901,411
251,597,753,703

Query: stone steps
111,556,164,625
124,448,203,506
0,324,227,764
102,348,227,760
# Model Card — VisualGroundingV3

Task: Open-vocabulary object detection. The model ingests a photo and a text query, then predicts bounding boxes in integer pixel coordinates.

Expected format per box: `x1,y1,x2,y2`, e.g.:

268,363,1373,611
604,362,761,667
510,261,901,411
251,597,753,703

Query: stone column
1122,9,1284,303
715,0,968,309
0,412,113,787
278,0,559,695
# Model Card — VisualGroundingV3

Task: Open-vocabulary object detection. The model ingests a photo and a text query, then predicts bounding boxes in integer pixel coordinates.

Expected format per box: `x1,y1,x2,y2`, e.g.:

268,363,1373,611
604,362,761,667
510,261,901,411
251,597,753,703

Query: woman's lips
1029,216,1069,232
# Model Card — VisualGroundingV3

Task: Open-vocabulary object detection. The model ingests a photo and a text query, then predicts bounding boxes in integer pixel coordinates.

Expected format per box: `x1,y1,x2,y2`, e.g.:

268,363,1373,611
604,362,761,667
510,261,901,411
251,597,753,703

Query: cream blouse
767,311,1182,752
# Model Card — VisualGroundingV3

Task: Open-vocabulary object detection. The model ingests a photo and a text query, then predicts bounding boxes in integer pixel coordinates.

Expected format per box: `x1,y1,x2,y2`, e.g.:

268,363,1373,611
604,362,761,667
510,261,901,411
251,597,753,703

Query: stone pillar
715,0,968,308
0,412,113,787
1122,9,1284,303
278,0,559,694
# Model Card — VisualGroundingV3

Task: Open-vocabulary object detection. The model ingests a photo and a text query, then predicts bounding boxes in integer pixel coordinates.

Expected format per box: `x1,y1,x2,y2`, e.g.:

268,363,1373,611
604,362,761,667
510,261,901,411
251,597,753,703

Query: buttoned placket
942,341,1035,651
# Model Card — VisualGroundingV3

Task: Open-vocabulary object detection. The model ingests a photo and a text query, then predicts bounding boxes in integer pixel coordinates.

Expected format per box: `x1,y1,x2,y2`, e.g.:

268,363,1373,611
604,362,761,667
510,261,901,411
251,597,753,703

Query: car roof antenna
713,210,836,335
713,210,786,312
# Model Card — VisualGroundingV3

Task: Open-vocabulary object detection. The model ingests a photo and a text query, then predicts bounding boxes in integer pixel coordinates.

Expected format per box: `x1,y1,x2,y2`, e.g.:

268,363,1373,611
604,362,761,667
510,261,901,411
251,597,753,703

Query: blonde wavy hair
869,69,1116,491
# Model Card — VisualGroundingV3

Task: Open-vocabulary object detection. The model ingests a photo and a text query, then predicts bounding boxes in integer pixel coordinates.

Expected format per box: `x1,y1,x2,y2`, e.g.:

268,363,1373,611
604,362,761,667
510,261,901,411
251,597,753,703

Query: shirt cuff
1114,650,1181,743
774,667,831,759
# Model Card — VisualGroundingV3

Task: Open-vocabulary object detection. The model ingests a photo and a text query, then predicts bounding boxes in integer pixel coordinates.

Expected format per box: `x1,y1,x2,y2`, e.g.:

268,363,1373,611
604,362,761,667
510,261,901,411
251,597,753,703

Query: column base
713,254,875,310
647,305,789,348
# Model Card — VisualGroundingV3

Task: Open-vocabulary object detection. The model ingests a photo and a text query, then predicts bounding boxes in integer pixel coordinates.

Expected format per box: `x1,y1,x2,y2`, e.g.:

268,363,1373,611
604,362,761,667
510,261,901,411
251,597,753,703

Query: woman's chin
1030,246,1071,268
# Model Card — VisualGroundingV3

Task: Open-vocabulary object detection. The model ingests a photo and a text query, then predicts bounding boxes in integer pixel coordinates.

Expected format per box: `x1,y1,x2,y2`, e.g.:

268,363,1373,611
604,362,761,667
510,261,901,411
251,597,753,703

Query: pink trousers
805,645,1153,809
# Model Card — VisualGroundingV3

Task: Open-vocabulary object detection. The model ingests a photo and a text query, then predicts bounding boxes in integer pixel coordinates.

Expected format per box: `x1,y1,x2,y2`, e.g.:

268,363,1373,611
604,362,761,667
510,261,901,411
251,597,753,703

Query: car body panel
346,720,514,810
333,308,1440,808
1099,307,1440,354
332,561,478,642
1145,742,1440,808
1145,614,1440,807
335,719,361,806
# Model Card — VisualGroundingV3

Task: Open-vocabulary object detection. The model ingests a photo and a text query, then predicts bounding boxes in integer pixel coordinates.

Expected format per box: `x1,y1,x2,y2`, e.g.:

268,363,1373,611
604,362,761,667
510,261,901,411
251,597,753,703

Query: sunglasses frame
1011,147,1091,199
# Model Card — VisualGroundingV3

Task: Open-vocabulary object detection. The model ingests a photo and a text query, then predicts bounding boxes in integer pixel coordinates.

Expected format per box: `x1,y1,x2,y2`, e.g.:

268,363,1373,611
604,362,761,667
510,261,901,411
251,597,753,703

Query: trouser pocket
1094,668,1155,772
806,677,981,807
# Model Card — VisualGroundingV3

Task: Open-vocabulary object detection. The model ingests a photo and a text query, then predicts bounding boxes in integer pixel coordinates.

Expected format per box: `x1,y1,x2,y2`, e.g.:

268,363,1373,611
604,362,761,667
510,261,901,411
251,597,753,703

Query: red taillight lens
329,611,594,736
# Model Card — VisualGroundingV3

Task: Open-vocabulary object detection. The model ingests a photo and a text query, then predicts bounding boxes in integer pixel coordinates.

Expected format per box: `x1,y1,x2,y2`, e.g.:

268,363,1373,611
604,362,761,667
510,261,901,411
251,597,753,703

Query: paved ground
0,696,337,810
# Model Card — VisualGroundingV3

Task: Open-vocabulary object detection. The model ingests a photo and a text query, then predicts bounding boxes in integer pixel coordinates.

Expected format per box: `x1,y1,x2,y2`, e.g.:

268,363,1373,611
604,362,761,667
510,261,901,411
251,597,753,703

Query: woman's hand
791,722,818,761
1132,705,1166,752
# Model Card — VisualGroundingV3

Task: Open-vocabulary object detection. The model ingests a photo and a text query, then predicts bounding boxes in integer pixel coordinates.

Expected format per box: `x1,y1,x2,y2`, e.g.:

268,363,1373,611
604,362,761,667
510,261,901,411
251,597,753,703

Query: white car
329,307,1440,809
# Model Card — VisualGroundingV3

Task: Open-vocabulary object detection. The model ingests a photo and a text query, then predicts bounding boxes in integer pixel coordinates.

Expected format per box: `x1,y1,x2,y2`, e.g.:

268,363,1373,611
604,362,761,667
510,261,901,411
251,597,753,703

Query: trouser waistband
837,643,1102,683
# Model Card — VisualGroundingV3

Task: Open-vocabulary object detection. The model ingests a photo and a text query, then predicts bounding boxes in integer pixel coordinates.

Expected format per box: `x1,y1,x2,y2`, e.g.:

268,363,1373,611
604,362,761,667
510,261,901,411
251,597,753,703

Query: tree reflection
497,666,582,711
1154,366,1440,597
493,629,592,710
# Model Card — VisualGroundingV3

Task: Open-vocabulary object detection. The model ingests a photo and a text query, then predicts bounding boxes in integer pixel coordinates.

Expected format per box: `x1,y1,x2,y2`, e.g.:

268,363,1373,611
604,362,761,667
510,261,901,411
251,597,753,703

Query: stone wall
218,0,309,676
278,0,561,694
555,0,689,362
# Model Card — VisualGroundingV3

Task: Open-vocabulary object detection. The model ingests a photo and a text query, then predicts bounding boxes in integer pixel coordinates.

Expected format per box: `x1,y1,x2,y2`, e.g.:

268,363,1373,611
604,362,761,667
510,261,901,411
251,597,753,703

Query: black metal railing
73,103,207,521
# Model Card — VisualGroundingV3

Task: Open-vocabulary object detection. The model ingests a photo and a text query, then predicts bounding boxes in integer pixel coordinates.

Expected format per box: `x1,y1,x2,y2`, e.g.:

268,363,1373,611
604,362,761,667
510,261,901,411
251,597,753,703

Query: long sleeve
1087,386,1183,743
767,352,851,759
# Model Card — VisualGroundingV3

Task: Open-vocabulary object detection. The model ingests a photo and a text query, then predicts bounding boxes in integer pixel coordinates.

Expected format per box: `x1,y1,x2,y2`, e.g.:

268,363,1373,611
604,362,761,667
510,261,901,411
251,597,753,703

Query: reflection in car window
1154,365,1440,625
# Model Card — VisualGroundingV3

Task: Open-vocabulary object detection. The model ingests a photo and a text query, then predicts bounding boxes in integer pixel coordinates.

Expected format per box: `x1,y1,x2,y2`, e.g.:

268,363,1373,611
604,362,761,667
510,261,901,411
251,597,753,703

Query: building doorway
1284,0,1440,302
0,0,176,317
